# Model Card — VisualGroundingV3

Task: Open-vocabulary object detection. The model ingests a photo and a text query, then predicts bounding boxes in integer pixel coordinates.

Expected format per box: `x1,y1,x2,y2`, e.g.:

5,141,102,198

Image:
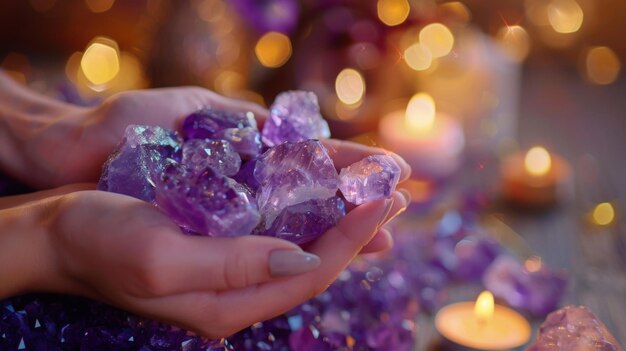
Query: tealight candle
501,146,571,207
378,93,465,179
435,291,531,350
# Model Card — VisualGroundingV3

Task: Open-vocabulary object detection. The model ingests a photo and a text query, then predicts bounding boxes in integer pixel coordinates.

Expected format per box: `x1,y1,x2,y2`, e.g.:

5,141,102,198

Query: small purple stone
338,155,401,205
213,127,262,159
254,140,339,227
263,196,346,245
483,256,568,316
98,125,182,203
182,108,257,140
527,306,623,351
232,159,260,194
262,91,330,147
155,163,260,237
182,139,241,176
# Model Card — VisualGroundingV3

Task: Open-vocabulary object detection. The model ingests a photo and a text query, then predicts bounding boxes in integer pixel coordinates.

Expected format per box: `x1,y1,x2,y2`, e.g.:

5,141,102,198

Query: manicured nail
269,250,321,277
378,198,394,226
399,188,411,204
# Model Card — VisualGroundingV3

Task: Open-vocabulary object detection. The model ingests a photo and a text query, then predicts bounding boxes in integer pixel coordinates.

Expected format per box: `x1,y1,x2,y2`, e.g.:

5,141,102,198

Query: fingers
0,183,96,210
156,235,319,295
322,139,411,181
358,189,411,254
360,227,393,254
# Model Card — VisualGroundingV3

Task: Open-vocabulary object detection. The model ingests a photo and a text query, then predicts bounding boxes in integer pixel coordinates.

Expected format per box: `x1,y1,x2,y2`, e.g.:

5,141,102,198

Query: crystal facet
254,140,339,227
155,163,260,237
182,139,241,176
527,306,623,351
262,91,330,146
213,127,263,159
182,108,257,140
98,125,182,202
339,155,401,205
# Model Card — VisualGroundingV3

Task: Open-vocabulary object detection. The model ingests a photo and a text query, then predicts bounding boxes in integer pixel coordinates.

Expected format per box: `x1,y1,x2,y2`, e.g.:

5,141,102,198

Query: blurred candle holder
500,146,572,207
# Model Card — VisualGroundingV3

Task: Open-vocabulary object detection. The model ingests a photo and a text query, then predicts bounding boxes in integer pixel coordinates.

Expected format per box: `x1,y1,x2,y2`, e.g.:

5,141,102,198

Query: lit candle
435,291,532,350
501,146,571,207
378,93,465,179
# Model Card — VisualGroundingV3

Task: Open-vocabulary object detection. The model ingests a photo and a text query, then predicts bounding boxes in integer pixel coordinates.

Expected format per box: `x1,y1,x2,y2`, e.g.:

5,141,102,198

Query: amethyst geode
527,306,623,351
339,155,401,205
182,139,241,176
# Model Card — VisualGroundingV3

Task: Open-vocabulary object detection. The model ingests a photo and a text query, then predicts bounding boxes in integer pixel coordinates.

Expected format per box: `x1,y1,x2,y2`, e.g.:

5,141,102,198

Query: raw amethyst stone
182,108,257,140
182,139,241,176
339,155,401,205
263,196,346,245
232,158,260,194
527,306,623,351
213,127,262,159
483,256,568,316
262,91,330,147
155,163,260,237
254,140,339,227
98,125,182,202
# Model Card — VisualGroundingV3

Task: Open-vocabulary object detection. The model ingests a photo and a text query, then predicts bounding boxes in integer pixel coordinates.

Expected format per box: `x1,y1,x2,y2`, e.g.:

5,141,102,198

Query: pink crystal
182,139,241,176
262,91,330,147
339,155,401,205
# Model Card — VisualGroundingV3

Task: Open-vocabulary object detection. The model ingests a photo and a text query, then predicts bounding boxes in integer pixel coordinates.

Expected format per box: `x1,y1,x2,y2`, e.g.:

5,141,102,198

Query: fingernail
399,189,411,204
269,250,321,277
378,198,394,226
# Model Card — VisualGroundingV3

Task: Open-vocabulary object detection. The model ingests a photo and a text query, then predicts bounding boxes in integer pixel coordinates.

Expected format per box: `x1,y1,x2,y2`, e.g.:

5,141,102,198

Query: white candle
435,291,532,350
378,93,465,179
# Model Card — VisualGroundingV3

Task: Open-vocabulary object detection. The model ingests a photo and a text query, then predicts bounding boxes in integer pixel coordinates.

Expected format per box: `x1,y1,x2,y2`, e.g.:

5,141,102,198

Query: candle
435,291,531,350
501,146,571,207
378,93,465,179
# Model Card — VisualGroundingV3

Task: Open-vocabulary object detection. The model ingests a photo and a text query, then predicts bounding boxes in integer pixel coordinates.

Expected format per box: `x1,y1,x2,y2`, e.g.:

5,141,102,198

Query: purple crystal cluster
527,306,624,351
98,91,399,243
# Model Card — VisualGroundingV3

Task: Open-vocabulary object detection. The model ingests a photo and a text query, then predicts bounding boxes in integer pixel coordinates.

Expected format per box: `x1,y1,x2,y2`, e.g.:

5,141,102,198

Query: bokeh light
255,32,292,68
592,202,615,226
80,37,120,87
585,46,621,85
406,93,436,132
403,43,432,71
438,2,471,27
548,0,584,34
419,23,455,58
85,0,116,13
496,25,531,62
335,68,366,105
524,146,552,176
377,0,411,27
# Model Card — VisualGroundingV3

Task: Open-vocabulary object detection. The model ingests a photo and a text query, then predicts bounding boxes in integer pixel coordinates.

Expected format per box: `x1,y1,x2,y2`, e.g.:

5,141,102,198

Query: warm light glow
438,2,471,27
29,0,56,12
419,23,454,58
548,0,583,34
524,256,543,272
524,146,552,177
65,51,82,83
85,0,115,13
406,93,436,132
255,32,292,68
496,25,531,62
335,68,366,105
592,202,615,226
585,47,621,85
474,291,494,322
80,37,120,87
377,0,410,27
403,43,432,71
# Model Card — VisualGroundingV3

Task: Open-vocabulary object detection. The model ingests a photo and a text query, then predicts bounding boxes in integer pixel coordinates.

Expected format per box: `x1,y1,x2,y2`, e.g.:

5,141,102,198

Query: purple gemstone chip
155,163,260,237
98,125,182,203
262,91,330,147
528,306,623,351
213,127,262,159
182,108,257,140
338,155,401,205
254,140,339,227
182,139,241,176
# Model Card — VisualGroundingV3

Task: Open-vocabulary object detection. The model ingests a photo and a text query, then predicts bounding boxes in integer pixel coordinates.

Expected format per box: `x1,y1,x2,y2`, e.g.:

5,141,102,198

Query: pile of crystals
527,305,624,351
98,90,400,244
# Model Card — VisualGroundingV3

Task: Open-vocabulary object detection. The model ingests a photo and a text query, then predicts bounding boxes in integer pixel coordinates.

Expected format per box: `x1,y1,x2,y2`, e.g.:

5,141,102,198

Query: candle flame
406,93,436,132
474,291,494,322
524,146,552,176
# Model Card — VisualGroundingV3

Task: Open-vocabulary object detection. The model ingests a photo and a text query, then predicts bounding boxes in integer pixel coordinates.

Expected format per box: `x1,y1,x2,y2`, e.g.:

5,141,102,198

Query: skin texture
0,71,411,338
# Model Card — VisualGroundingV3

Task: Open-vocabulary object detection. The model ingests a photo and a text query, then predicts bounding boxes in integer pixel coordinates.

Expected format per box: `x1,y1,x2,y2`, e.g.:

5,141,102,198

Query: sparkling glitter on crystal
182,139,241,176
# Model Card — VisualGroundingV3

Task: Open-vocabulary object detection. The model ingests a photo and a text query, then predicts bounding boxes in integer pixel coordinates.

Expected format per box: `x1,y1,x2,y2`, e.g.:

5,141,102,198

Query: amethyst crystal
232,158,260,194
339,155,401,205
213,127,262,159
254,140,339,227
483,256,568,316
98,125,182,202
527,306,623,351
263,196,346,245
182,139,241,176
262,91,330,146
182,108,257,140
155,163,260,237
